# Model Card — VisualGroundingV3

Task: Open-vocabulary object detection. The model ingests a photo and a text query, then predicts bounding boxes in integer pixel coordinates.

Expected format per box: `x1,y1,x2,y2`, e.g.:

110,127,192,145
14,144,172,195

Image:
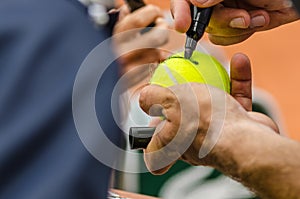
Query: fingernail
250,15,266,28
229,17,246,28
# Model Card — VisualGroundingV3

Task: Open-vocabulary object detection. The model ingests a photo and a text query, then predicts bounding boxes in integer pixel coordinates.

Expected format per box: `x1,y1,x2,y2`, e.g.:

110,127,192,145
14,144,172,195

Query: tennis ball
150,51,230,93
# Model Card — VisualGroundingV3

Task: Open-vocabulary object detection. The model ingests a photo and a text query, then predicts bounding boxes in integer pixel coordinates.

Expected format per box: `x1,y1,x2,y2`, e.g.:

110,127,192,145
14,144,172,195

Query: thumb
171,0,191,33
171,0,223,33
139,85,175,115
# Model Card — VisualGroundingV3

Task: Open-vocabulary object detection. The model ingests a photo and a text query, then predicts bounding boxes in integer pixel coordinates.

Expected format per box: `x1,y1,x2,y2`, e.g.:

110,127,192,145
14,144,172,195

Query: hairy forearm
213,119,300,199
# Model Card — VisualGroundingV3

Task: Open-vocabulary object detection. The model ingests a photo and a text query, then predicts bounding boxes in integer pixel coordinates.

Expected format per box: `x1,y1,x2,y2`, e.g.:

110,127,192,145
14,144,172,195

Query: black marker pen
184,6,213,59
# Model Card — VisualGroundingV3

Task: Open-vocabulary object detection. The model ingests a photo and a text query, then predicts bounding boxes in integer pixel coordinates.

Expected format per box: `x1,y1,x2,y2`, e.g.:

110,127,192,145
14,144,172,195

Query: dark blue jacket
0,0,121,198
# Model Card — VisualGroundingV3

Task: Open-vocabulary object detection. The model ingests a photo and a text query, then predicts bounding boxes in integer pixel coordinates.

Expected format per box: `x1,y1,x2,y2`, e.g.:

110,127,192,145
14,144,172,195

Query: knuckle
134,17,145,27
148,30,169,47
146,4,161,15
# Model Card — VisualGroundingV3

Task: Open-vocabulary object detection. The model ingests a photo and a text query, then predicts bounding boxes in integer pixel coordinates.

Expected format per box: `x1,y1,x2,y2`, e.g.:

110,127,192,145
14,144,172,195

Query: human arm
171,0,299,45
215,117,300,199
138,54,300,198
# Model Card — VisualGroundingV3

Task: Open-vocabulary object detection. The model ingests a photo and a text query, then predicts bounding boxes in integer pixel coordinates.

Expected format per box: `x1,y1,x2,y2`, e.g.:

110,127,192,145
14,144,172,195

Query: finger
206,5,271,45
149,117,164,127
120,59,154,88
117,19,169,60
144,83,204,173
208,33,253,45
248,112,280,134
159,49,173,62
230,53,252,111
206,5,252,45
117,30,169,59
208,4,252,33
248,10,270,29
260,7,299,31
114,5,163,33
137,18,169,47
139,85,175,116
140,17,169,47
117,5,130,21
215,4,270,30
116,17,169,53
121,48,161,67
140,86,180,175
171,0,191,32
223,0,294,11
144,120,179,174
190,0,223,7
209,11,269,45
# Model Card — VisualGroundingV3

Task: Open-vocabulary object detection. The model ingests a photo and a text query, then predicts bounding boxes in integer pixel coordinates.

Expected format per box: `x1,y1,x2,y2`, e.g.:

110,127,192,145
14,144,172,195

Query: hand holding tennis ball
150,51,230,93
129,51,231,150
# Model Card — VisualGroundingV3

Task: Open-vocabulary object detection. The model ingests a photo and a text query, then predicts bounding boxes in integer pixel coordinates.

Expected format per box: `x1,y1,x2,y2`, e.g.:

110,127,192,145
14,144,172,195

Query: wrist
208,114,300,198
205,114,268,178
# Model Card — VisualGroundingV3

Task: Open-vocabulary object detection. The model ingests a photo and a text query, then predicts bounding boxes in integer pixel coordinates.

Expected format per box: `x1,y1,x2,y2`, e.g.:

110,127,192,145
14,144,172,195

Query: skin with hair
139,53,300,199
170,0,300,45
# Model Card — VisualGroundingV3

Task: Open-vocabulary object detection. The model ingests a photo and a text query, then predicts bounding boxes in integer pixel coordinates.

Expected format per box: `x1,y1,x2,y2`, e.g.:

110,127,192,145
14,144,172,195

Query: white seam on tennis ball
163,64,179,85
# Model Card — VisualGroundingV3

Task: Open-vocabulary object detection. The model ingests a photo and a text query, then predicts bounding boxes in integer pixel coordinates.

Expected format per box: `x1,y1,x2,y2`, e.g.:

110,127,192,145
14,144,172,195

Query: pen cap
129,127,155,149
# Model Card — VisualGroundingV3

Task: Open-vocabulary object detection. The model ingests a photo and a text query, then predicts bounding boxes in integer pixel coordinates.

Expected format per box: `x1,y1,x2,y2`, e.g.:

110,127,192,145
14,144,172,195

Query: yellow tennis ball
150,51,230,93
